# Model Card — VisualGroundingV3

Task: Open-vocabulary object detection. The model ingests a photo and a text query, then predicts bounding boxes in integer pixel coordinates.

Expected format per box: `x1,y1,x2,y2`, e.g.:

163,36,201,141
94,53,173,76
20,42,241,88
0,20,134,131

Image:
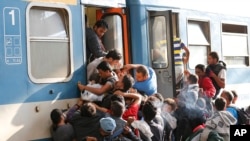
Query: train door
96,8,130,65
148,11,176,98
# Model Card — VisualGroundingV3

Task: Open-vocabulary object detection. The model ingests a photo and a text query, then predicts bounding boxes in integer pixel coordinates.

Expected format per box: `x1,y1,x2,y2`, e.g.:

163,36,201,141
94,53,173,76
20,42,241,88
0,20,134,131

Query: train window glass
151,16,168,69
222,34,248,56
224,56,249,67
29,8,67,37
187,20,210,69
222,24,247,33
102,15,124,66
188,45,207,69
222,24,248,66
188,21,209,45
28,6,72,82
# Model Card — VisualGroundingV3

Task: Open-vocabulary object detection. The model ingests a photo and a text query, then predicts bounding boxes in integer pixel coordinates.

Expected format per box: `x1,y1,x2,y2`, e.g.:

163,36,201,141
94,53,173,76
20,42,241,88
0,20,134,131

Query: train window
187,20,210,69
27,6,72,83
150,16,168,69
188,45,207,68
102,15,124,66
222,24,248,67
222,24,247,33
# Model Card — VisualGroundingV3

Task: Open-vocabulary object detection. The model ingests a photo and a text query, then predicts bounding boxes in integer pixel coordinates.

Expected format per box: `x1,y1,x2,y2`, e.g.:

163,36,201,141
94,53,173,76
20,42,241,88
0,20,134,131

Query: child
200,97,236,141
81,73,103,102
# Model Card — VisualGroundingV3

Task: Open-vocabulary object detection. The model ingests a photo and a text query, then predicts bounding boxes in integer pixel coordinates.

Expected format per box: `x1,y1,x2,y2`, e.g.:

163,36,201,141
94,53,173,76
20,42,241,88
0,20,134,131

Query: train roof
81,0,125,7
126,0,250,18
80,0,250,18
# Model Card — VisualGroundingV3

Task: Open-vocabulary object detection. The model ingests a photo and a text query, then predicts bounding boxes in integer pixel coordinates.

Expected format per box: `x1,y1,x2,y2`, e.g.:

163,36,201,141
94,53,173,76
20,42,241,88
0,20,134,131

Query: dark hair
208,52,227,70
147,94,163,109
188,74,198,84
142,100,157,121
147,96,160,108
195,64,206,72
80,102,96,117
97,61,112,72
122,74,134,92
215,97,226,111
222,90,234,102
136,65,149,77
89,73,100,83
94,19,108,29
209,51,219,62
50,109,63,131
231,90,238,98
105,49,122,60
111,101,125,117
111,94,125,105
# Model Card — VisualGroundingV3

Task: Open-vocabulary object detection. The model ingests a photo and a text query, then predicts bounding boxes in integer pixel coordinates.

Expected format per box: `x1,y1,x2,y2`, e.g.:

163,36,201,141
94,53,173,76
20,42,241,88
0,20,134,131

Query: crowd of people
49,19,250,141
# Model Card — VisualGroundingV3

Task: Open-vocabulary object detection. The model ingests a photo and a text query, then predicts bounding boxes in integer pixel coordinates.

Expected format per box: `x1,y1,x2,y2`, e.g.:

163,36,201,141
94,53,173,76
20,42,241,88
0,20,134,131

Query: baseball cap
99,117,116,133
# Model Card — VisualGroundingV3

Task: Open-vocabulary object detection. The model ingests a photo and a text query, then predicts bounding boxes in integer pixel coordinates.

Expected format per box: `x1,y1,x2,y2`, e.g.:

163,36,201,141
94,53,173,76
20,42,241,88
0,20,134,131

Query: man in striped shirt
174,37,190,88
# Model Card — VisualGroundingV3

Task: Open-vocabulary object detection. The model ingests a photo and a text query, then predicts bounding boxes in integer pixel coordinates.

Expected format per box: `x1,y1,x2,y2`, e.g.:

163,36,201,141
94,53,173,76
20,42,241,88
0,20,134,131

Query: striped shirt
173,38,185,66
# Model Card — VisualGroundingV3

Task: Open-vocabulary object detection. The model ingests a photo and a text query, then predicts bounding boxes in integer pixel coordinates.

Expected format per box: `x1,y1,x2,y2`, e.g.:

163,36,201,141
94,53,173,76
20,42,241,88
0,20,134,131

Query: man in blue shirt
220,90,238,123
123,64,157,96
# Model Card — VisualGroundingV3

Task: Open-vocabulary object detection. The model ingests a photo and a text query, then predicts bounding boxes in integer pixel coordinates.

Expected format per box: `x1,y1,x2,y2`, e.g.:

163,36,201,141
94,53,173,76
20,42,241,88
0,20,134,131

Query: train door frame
148,10,176,98
96,8,130,65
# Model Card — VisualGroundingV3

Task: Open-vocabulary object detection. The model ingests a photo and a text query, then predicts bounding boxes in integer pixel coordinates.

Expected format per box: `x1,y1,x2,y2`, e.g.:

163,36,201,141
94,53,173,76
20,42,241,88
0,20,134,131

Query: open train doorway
83,4,129,68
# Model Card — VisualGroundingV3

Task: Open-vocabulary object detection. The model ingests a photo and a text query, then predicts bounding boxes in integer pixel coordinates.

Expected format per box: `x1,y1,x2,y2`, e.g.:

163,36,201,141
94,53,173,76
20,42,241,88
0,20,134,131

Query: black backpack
235,107,250,125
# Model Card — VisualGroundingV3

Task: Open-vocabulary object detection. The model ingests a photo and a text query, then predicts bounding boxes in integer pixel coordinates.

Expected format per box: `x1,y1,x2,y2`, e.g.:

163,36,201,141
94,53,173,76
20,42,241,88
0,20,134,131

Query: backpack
185,128,224,141
206,60,227,98
235,107,250,125
200,127,224,141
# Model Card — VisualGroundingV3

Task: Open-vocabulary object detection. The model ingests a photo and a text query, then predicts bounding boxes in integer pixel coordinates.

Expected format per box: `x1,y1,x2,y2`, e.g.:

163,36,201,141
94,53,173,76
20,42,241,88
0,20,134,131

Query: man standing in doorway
206,51,226,99
86,18,109,63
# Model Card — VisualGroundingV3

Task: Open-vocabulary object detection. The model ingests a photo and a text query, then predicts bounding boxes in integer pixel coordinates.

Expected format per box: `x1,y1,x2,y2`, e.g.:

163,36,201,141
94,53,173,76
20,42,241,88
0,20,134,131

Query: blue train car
126,0,250,108
1,0,250,140
0,0,128,140
0,0,85,140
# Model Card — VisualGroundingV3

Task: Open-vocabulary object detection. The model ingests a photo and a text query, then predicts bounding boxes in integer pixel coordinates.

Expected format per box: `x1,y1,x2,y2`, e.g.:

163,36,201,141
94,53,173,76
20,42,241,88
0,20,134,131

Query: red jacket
122,103,140,121
198,76,216,98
